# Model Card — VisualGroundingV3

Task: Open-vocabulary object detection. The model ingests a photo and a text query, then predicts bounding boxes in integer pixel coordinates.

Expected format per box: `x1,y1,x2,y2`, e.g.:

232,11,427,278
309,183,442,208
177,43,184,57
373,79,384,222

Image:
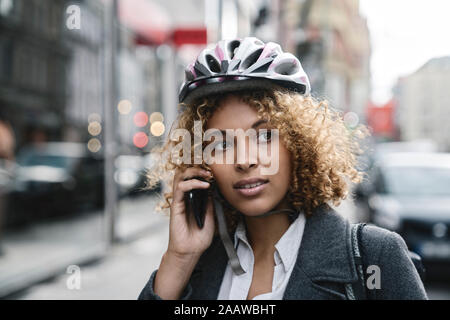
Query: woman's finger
172,179,211,208
173,167,212,186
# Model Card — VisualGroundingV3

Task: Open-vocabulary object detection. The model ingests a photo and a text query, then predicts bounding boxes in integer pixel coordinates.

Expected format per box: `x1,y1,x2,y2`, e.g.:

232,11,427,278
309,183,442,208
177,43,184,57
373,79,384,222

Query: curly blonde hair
146,87,369,227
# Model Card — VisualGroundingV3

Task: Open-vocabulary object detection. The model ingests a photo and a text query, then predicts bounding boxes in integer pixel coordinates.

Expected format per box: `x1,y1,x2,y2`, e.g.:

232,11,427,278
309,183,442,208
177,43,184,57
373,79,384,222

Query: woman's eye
215,140,233,151
258,131,272,143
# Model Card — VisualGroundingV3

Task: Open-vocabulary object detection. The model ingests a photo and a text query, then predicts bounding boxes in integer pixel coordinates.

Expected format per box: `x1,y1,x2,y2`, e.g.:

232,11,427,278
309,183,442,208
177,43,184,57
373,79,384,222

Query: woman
138,37,427,300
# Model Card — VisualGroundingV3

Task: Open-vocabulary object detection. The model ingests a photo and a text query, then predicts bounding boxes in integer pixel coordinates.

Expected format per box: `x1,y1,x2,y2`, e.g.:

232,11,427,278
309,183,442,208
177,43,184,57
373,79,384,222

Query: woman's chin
234,204,277,217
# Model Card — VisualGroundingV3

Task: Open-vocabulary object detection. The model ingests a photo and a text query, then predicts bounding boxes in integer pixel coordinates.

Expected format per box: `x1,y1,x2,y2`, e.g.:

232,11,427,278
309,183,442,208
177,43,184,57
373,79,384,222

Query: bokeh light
150,121,165,137
344,112,360,129
88,121,102,136
118,99,132,115
87,138,102,153
134,112,149,127
133,132,148,148
150,112,164,123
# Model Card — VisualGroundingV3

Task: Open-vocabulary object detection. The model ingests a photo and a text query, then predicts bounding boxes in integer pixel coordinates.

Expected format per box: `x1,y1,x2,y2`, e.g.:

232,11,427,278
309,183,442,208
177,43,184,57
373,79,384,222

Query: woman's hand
167,166,216,258
154,167,215,299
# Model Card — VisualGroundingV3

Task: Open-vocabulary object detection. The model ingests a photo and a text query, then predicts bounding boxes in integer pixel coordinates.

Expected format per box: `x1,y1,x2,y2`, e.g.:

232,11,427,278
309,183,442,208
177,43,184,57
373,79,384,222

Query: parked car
374,139,438,156
7,142,104,226
0,158,16,249
114,155,144,197
355,152,450,264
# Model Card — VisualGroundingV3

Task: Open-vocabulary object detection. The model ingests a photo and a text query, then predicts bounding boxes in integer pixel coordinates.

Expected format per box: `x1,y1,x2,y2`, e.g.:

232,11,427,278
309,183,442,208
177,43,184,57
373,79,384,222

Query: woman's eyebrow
214,119,269,135
251,119,268,129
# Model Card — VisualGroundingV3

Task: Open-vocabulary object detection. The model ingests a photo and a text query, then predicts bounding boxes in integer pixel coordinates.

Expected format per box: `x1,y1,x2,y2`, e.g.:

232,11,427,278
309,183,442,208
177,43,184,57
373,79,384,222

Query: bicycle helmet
179,37,311,104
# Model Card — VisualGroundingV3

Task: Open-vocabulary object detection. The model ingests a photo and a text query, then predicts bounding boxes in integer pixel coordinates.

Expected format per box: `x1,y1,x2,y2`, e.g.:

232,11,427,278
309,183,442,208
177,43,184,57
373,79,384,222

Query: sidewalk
12,208,169,300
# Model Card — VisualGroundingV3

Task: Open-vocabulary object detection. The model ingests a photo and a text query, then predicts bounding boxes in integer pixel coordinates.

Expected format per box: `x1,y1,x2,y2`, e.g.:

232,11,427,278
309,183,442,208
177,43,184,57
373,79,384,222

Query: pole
103,0,119,245
218,0,223,40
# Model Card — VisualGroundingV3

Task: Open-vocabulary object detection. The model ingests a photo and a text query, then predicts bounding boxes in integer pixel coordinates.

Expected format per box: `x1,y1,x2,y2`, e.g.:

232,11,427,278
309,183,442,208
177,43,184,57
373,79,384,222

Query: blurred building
0,0,108,297
394,56,450,152
0,0,104,151
0,0,67,148
275,0,371,120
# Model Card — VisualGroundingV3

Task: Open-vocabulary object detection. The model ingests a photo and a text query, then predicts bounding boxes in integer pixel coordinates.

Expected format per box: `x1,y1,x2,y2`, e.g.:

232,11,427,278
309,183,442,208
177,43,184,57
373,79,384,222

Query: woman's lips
233,180,269,197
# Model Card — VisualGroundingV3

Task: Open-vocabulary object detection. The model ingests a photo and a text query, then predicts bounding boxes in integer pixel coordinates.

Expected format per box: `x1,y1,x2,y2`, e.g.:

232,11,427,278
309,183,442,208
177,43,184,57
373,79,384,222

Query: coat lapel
283,204,359,299
190,236,229,299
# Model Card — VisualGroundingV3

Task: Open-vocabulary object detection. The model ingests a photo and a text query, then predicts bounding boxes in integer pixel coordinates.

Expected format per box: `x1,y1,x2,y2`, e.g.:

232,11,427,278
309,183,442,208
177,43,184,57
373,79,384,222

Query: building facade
279,0,371,120
0,0,105,150
394,56,450,151
0,0,108,297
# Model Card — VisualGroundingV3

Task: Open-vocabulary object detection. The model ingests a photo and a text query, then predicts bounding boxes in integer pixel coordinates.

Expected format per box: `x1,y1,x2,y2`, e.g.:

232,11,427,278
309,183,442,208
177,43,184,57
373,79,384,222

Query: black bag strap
345,223,427,300
345,223,368,300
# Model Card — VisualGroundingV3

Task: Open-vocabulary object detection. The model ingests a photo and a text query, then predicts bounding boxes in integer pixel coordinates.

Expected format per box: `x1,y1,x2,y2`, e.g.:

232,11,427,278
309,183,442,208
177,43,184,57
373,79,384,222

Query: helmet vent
243,58,272,74
274,61,300,75
206,54,221,73
228,40,241,59
240,48,263,70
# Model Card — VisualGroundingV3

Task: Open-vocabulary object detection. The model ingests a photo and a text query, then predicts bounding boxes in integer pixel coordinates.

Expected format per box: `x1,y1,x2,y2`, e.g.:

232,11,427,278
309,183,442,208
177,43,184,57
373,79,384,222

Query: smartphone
184,176,215,229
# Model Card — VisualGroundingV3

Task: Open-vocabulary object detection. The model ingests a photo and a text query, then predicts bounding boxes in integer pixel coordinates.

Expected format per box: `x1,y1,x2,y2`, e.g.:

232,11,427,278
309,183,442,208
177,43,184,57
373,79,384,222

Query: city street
1,0,450,303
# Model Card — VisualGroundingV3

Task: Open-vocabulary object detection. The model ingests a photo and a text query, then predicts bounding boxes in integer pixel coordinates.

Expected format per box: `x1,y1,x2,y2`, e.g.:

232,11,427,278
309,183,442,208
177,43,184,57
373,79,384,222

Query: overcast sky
359,0,450,104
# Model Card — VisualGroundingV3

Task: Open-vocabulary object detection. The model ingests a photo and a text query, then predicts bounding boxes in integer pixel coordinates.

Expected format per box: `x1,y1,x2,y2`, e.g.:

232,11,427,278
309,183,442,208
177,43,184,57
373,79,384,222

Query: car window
382,166,450,196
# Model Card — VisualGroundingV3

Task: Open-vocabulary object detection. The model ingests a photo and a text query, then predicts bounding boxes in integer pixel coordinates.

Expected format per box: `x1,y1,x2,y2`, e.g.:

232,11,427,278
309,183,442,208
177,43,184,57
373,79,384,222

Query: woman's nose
235,140,259,171
236,162,257,172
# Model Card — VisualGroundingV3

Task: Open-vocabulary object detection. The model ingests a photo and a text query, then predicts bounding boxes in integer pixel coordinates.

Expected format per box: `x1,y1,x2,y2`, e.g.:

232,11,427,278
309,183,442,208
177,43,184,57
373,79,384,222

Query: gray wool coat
138,204,428,300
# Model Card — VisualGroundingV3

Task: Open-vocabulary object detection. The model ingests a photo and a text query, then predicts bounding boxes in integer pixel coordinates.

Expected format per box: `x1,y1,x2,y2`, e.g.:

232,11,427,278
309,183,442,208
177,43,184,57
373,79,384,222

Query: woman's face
206,95,292,216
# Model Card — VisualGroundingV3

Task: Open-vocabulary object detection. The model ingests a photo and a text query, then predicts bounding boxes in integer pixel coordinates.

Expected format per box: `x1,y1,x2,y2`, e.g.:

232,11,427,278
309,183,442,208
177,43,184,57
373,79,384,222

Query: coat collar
192,204,359,300
283,204,359,299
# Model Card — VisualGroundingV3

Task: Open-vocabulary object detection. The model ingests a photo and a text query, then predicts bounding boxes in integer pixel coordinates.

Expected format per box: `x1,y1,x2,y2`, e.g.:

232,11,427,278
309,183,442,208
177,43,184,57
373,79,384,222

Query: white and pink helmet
179,37,311,104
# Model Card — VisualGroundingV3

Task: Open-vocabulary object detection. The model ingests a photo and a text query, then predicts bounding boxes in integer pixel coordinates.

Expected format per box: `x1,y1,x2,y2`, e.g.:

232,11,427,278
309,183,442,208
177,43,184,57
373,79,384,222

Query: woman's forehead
206,96,266,130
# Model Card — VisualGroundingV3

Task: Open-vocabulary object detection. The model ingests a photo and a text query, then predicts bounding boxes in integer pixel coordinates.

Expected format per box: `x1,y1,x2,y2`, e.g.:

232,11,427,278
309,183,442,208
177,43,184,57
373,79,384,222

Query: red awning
117,0,172,45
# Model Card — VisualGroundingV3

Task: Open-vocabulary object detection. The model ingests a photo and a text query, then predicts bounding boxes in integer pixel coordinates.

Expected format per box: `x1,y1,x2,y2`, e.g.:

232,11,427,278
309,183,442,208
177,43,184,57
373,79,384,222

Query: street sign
172,28,207,47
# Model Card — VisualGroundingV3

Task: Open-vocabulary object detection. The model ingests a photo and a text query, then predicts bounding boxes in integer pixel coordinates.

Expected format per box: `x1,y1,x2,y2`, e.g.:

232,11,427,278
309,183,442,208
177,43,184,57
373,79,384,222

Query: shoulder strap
345,223,368,300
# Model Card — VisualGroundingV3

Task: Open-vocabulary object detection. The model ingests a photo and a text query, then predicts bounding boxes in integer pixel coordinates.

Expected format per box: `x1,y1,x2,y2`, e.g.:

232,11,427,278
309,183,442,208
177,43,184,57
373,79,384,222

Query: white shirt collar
275,213,305,272
233,213,306,273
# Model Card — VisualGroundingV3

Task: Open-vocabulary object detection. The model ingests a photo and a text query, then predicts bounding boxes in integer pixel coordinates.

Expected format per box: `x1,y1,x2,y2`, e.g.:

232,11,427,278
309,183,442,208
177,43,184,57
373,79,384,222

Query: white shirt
217,213,306,300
